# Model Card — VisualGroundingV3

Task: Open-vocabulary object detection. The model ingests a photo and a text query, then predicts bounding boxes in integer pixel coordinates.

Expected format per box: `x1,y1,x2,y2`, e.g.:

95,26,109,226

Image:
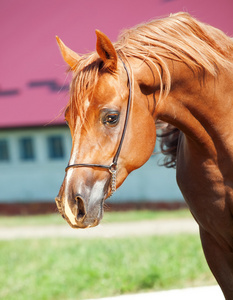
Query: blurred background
1,1,232,300
0,0,232,214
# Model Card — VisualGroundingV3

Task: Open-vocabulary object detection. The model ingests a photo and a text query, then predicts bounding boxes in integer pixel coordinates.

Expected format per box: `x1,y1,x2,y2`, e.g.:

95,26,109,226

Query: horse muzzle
55,193,104,228
55,174,109,228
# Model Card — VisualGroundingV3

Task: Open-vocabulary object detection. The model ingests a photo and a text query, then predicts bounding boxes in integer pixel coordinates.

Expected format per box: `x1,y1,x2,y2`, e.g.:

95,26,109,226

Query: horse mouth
67,218,100,229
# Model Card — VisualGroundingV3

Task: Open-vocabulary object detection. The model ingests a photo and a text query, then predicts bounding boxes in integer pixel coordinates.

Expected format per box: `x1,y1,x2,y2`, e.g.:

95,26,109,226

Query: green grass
0,235,215,300
0,209,192,227
0,210,214,299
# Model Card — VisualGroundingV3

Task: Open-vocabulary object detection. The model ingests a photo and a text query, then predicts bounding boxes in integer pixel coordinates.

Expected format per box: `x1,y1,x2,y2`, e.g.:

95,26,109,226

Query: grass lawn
0,210,216,299
0,234,216,300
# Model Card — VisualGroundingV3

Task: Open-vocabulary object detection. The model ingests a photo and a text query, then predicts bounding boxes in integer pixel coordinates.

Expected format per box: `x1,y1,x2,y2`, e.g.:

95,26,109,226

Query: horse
55,12,233,299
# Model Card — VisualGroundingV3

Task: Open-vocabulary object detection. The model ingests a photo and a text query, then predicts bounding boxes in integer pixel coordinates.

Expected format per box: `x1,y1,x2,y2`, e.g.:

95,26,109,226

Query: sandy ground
87,285,224,300
0,218,199,240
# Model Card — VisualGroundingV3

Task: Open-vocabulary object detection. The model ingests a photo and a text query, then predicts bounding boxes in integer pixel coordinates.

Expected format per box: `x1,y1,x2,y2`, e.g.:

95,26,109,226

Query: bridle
65,58,132,197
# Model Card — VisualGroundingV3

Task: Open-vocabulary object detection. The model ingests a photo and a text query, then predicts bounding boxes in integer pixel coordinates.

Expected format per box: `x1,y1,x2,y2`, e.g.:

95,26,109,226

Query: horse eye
101,111,120,127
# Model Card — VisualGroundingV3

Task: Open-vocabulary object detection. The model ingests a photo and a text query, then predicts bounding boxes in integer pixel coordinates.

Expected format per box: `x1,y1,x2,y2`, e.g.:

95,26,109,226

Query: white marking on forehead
65,168,74,187
89,179,107,205
69,116,81,165
64,115,82,226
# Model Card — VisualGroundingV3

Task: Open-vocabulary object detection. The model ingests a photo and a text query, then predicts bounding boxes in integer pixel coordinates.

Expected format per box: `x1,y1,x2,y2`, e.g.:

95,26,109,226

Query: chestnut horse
55,13,233,298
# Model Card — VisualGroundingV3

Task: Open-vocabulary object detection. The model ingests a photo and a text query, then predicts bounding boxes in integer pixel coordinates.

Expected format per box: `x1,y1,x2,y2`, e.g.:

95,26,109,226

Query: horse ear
95,30,117,72
56,36,80,70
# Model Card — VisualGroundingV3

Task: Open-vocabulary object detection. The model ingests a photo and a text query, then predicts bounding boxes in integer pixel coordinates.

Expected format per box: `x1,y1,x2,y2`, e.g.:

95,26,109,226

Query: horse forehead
94,73,124,103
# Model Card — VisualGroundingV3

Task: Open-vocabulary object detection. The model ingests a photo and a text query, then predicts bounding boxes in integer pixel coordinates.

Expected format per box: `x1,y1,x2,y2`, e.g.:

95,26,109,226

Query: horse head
55,31,156,228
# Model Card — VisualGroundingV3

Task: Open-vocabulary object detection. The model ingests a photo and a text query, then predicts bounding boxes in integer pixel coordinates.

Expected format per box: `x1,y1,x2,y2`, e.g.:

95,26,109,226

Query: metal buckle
108,163,117,197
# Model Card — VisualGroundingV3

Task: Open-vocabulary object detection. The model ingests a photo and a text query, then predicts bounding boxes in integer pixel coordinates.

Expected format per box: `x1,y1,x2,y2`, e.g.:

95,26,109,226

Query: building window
19,137,35,160
0,139,10,161
47,136,64,159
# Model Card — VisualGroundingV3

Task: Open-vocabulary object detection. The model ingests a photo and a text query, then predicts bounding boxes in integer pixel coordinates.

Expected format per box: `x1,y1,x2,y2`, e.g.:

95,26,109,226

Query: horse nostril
75,195,86,220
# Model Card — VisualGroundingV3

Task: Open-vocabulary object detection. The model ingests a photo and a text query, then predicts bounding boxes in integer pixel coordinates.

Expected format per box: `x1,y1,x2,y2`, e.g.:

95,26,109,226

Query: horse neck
164,65,233,159
133,58,233,159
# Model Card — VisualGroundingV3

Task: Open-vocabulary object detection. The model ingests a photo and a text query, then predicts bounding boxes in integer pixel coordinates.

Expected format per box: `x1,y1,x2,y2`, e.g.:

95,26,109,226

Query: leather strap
65,58,132,196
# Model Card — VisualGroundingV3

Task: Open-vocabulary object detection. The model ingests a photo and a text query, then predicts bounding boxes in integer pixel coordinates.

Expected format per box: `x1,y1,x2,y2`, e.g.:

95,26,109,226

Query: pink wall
1,0,232,127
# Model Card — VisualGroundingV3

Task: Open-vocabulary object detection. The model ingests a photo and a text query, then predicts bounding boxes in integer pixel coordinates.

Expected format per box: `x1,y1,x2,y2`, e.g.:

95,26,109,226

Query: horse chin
67,217,101,229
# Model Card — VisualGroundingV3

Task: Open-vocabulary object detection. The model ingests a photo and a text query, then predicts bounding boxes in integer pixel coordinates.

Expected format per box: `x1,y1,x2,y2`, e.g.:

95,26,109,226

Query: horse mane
156,123,181,168
68,12,233,166
116,12,233,168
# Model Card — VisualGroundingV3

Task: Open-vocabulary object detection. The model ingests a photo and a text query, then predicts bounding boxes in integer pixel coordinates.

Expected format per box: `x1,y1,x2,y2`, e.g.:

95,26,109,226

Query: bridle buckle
109,163,117,197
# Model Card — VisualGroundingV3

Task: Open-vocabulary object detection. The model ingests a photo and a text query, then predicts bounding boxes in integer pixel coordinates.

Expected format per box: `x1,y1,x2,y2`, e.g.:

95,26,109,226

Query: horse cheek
138,116,157,165
128,115,156,172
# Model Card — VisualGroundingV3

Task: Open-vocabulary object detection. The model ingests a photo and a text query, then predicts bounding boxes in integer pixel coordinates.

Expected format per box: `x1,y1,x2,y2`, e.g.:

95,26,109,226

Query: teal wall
0,127,183,203
109,152,183,203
